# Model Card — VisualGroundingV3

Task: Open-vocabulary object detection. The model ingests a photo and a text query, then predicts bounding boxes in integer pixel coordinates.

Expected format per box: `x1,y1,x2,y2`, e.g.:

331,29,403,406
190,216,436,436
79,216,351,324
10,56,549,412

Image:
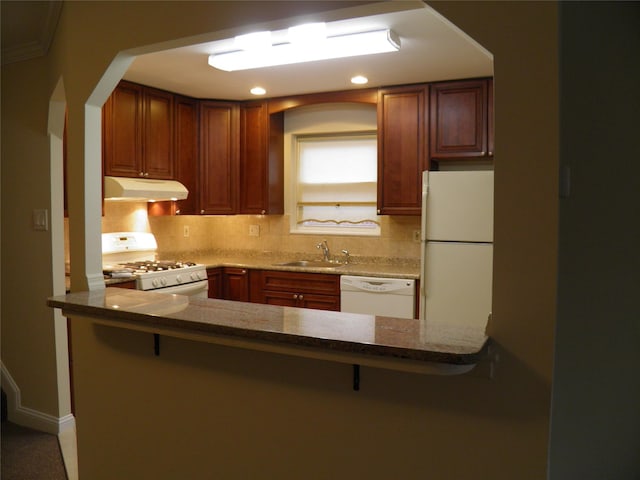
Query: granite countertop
177,251,420,279
48,288,489,374
81,251,418,293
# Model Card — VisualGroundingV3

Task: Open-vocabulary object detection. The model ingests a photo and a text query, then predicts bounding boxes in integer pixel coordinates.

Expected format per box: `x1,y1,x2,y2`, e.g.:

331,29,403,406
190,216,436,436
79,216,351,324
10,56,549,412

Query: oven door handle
148,280,209,297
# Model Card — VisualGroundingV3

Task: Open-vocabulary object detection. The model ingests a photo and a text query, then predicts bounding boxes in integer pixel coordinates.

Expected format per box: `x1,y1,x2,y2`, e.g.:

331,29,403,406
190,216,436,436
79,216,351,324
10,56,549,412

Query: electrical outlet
413,230,421,242
183,225,190,237
249,225,260,237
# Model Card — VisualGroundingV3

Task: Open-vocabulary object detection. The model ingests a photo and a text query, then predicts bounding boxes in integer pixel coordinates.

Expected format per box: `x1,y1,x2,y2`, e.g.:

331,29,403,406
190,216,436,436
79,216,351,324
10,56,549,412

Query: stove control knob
152,279,159,288
190,273,197,281
176,275,183,284
160,277,167,286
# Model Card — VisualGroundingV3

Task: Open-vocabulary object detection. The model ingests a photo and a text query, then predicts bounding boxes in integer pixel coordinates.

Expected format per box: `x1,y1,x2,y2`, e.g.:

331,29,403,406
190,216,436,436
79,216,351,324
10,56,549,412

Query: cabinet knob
144,172,149,177
293,294,298,300
298,295,304,301
377,209,381,215
241,269,247,274
176,209,181,215
488,151,493,156
139,172,144,177
200,209,205,214
481,151,486,156
261,210,266,215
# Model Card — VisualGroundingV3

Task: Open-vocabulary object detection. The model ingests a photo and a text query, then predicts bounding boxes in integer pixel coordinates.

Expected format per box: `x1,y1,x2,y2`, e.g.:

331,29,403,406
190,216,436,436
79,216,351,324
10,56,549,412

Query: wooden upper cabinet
377,84,429,216
429,78,492,159
199,101,239,215
103,81,174,179
174,96,199,215
487,78,494,157
103,81,143,177
239,102,284,214
142,87,174,179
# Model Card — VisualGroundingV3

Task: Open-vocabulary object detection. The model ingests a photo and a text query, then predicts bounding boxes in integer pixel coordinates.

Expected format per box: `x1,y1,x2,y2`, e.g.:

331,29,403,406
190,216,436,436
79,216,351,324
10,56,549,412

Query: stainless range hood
104,176,188,201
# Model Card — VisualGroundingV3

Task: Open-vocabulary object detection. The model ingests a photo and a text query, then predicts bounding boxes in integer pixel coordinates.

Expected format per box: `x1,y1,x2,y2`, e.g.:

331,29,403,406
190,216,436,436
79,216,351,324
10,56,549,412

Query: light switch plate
33,209,49,231
249,225,260,237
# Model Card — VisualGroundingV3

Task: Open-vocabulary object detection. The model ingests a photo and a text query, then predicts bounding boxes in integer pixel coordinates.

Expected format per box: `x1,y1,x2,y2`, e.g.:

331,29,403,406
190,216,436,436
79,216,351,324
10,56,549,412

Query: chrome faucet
316,240,331,262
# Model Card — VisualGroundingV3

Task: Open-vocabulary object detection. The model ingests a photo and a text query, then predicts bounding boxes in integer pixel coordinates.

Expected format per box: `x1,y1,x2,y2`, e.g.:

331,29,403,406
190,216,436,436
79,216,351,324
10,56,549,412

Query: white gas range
102,232,208,297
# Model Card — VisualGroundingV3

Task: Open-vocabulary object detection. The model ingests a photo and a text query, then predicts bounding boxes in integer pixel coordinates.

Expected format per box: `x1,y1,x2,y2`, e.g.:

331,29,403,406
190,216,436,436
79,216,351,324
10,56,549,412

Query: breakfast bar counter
48,288,489,375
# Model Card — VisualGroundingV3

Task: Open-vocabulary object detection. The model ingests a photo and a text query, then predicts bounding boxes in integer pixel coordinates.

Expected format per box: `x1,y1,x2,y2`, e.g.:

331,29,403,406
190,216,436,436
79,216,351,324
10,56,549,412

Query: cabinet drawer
261,270,340,295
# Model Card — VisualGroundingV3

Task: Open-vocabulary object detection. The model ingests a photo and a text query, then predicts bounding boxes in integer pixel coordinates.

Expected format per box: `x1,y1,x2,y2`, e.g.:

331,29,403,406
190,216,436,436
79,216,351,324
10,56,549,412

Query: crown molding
1,1,63,65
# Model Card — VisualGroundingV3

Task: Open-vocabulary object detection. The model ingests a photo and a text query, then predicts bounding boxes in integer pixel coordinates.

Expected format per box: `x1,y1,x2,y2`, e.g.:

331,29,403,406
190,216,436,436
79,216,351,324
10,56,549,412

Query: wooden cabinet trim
267,88,378,114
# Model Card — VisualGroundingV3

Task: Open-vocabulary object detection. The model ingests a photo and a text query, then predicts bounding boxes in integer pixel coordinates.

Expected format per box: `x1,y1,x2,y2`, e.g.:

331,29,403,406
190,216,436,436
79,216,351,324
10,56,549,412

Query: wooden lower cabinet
208,267,340,311
112,280,136,289
206,267,222,299
223,267,249,302
262,290,340,311
256,270,340,312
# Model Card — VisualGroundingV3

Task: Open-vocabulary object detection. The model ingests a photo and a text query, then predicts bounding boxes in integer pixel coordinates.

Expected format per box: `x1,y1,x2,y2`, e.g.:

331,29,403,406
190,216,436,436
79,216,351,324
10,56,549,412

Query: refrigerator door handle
420,171,428,242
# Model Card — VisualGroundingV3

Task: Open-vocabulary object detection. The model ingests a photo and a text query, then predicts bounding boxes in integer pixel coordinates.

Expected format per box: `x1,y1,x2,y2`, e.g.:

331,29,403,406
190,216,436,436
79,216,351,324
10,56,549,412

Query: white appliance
419,170,494,329
101,232,208,297
340,275,415,319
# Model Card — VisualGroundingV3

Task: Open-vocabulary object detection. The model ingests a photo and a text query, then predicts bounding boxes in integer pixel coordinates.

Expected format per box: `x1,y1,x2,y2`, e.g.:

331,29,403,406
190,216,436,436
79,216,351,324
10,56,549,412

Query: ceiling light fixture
250,86,266,95
351,75,369,85
208,28,400,72
234,31,272,51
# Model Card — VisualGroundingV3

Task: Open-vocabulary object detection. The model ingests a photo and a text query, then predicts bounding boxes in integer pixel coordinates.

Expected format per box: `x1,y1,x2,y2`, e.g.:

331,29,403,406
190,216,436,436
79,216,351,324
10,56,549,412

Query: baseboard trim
1,361,75,435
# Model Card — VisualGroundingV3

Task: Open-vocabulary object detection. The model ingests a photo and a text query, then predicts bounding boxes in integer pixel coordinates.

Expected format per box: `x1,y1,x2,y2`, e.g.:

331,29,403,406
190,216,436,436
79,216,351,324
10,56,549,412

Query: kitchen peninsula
48,288,489,376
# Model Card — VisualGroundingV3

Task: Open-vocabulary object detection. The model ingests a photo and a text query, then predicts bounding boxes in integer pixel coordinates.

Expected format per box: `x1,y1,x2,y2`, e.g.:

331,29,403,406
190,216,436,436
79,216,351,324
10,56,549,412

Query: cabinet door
298,294,340,312
262,290,299,308
429,79,489,159
103,81,143,177
377,85,429,215
261,270,340,296
259,270,340,310
143,87,174,179
199,101,239,214
207,268,222,299
223,267,249,301
239,102,284,214
174,96,199,215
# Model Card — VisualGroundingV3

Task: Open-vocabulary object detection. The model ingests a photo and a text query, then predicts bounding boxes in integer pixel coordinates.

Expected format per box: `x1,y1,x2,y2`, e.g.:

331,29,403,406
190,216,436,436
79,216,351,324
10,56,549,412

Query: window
292,132,380,235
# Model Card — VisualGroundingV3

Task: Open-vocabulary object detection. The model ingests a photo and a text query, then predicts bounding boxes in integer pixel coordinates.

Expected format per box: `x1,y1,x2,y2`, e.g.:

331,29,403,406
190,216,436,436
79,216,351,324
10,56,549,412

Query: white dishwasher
340,275,416,319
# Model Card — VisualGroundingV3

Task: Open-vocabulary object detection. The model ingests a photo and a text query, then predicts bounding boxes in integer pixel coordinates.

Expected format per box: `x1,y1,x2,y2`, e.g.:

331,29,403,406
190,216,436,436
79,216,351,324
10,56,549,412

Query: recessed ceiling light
351,75,369,85
250,86,266,96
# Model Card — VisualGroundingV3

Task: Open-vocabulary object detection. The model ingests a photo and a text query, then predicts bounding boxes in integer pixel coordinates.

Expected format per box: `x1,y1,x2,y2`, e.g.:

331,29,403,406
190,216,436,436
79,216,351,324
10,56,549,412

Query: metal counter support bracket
154,334,160,356
353,364,360,391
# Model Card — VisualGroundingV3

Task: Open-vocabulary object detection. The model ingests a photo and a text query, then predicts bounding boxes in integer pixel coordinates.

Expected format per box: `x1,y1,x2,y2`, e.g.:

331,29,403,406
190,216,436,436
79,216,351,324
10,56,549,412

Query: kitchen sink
273,260,343,269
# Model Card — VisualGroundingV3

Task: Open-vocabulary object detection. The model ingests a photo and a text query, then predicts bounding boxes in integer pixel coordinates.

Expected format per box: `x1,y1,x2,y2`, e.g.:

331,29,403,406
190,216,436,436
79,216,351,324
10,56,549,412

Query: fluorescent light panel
209,29,400,72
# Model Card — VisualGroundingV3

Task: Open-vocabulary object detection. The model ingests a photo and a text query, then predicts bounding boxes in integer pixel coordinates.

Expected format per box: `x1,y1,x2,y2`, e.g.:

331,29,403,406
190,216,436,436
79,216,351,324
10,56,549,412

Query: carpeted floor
1,421,67,479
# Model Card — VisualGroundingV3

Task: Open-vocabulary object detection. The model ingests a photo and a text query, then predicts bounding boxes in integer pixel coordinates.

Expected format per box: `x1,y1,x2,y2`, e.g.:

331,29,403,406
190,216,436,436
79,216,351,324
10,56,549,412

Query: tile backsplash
97,201,421,263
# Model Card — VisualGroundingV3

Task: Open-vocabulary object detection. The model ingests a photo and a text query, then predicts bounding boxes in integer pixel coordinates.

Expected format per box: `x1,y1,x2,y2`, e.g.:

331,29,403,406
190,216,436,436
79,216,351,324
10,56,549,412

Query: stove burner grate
121,261,197,273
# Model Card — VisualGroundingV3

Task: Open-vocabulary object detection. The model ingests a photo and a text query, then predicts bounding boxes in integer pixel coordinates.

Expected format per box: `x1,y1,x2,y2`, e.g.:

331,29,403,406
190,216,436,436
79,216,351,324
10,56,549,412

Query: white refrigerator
419,170,494,329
